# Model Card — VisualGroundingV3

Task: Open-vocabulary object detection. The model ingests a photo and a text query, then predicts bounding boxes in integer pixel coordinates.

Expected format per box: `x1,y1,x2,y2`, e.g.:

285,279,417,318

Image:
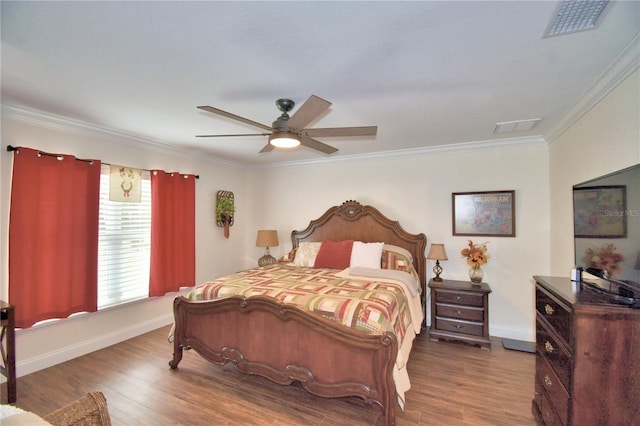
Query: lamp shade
427,243,448,260
256,230,279,248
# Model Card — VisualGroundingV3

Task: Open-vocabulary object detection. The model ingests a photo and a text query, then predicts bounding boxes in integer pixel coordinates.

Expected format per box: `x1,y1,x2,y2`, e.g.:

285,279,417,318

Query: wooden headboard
291,200,428,304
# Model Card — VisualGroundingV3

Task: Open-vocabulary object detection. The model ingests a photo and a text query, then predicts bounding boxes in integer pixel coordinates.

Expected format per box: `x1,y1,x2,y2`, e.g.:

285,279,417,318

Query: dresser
533,276,639,425
428,278,491,349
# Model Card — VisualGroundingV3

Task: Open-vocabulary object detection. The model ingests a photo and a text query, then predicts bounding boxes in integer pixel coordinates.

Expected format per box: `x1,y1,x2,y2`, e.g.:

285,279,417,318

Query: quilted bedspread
186,264,415,342
182,264,423,408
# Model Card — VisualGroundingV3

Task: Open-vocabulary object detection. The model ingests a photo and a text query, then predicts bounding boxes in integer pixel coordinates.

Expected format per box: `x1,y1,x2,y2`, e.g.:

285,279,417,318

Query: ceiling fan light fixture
269,132,301,149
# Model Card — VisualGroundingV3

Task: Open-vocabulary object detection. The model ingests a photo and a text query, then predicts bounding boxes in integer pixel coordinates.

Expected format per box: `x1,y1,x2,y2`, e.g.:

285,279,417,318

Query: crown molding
546,33,640,143
250,136,548,170
1,104,244,169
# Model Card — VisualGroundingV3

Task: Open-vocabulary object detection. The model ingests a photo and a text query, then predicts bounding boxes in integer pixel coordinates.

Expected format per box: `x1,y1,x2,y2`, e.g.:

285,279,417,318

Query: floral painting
452,190,515,237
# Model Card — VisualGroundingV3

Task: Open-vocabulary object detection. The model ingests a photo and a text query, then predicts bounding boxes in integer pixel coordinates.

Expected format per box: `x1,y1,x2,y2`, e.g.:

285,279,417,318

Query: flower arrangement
585,243,624,277
461,240,490,269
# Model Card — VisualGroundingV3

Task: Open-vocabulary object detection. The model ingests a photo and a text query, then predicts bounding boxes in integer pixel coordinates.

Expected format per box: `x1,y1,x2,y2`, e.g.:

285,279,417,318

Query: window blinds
97,165,151,308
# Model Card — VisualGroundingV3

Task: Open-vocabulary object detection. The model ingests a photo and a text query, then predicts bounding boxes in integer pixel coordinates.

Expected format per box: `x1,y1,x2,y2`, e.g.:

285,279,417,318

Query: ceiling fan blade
196,133,271,138
197,105,272,131
259,143,276,153
302,126,378,138
286,95,331,130
300,136,338,154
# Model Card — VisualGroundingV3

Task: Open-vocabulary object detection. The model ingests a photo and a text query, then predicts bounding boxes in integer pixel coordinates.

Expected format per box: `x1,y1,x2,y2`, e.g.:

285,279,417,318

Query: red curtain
149,170,196,297
9,147,101,328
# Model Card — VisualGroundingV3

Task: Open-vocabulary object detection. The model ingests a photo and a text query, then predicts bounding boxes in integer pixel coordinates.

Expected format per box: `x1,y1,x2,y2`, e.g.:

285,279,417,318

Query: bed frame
169,200,427,425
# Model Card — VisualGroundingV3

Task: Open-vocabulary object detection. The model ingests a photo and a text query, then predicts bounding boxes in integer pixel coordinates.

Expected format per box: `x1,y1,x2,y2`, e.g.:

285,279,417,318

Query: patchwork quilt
186,264,414,343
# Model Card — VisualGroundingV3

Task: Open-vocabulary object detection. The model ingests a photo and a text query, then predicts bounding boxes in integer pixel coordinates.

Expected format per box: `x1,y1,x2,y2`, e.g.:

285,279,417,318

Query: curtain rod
6,145,199,179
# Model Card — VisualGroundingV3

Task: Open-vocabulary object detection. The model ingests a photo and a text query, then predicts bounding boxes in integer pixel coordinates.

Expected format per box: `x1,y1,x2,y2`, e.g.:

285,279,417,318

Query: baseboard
489,324,535,343
12,313,173,379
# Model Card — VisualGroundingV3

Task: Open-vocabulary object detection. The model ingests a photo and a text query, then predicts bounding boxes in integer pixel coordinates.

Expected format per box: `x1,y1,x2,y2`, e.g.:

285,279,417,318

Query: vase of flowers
584,243,624,277
461,240,489,284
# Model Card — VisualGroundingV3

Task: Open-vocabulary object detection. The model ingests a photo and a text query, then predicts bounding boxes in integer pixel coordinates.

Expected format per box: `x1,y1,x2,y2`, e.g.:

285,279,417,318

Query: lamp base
258,254,276,267
432,261,443,282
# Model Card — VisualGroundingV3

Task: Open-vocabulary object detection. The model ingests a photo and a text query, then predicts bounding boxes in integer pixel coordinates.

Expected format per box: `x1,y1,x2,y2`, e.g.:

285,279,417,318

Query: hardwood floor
3,326,537,425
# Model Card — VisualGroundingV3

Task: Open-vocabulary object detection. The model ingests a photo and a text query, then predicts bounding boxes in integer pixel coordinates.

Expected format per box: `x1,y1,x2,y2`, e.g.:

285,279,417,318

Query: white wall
548,68,640,276
1,107,248,376
246,141,550,341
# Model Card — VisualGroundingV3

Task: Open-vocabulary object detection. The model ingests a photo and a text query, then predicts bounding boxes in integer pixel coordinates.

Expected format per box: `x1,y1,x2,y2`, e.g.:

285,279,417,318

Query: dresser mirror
573,163,640,287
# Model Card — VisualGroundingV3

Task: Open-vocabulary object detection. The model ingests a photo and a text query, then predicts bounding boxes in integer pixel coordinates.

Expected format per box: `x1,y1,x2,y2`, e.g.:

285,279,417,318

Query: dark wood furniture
532,276,640,425
428,279,491,350
1,300,16,403
169,200,427,426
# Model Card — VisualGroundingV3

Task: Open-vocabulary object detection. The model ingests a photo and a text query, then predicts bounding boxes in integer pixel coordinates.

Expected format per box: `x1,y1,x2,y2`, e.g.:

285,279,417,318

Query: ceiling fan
196,95,377,154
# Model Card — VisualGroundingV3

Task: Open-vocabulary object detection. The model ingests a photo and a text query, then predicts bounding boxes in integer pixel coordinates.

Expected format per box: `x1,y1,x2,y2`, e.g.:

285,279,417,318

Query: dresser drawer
535,379,565,426
435,289,484,307
536,287,572,346
536,319,572,390
435,317,483,336
536,352,569,425
436,303,484,322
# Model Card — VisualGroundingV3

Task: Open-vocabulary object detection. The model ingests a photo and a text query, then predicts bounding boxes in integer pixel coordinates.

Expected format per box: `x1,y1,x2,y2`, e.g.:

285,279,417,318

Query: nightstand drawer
436,303,484,322
435,317,483,336
536,287,572,346
435,289,484,307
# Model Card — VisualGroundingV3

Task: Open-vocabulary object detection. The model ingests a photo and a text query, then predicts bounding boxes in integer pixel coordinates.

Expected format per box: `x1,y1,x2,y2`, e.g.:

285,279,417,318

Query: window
97,165,151,308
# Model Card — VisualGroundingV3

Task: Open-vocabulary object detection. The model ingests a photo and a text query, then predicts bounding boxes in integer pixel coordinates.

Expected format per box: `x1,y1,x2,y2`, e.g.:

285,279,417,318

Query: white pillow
290,242,322,267
350,241,384,269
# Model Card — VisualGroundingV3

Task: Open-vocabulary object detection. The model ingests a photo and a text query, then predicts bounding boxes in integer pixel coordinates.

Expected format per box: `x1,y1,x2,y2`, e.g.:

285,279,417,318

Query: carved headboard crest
336,200,365,221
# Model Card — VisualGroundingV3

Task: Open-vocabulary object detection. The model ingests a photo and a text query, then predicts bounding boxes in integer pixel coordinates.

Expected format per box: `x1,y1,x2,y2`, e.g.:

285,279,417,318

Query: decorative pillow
314,240,354,269
290,242,322,267
381,244,413,272
350,241,384,269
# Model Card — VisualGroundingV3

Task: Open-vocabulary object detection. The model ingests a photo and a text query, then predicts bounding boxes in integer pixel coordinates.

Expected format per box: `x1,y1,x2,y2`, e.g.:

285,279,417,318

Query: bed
169,200,427,425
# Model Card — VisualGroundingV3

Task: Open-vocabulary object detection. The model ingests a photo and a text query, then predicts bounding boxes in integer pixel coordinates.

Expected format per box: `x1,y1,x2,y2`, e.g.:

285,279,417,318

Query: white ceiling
2,1,639,166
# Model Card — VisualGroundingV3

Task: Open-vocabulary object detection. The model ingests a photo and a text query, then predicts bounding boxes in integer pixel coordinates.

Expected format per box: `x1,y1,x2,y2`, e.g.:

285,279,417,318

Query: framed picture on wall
573,185,626,238
452,190,515,237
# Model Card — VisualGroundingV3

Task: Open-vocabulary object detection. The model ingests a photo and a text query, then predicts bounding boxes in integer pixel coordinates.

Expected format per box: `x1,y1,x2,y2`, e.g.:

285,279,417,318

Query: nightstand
428,278,491,350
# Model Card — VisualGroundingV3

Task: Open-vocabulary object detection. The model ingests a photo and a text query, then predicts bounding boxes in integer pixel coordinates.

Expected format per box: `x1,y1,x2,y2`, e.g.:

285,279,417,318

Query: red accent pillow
313,240,354,269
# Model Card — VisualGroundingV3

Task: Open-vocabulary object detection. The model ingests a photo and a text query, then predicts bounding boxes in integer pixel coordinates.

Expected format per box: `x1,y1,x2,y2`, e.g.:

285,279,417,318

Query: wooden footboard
169,295,399,426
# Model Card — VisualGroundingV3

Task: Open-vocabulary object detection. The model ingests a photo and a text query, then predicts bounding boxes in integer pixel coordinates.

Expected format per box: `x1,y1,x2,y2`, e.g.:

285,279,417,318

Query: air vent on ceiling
543,0,611,38
494,118,541,134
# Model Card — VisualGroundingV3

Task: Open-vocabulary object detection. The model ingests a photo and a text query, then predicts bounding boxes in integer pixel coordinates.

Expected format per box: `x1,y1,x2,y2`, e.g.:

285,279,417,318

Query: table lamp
256,230,279,267
427,243,448,282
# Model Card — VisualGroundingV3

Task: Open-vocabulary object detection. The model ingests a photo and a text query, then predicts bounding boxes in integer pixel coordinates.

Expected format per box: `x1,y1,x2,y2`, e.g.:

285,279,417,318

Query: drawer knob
456,310,462,315
543,375,553,388
544,341,554,353
455,296,462,301
544,304,555,315
456,324,463,329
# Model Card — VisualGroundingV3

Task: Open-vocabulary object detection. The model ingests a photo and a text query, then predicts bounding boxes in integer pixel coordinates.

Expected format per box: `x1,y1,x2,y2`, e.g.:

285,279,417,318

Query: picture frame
452,190,515,237
573,185,626,238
